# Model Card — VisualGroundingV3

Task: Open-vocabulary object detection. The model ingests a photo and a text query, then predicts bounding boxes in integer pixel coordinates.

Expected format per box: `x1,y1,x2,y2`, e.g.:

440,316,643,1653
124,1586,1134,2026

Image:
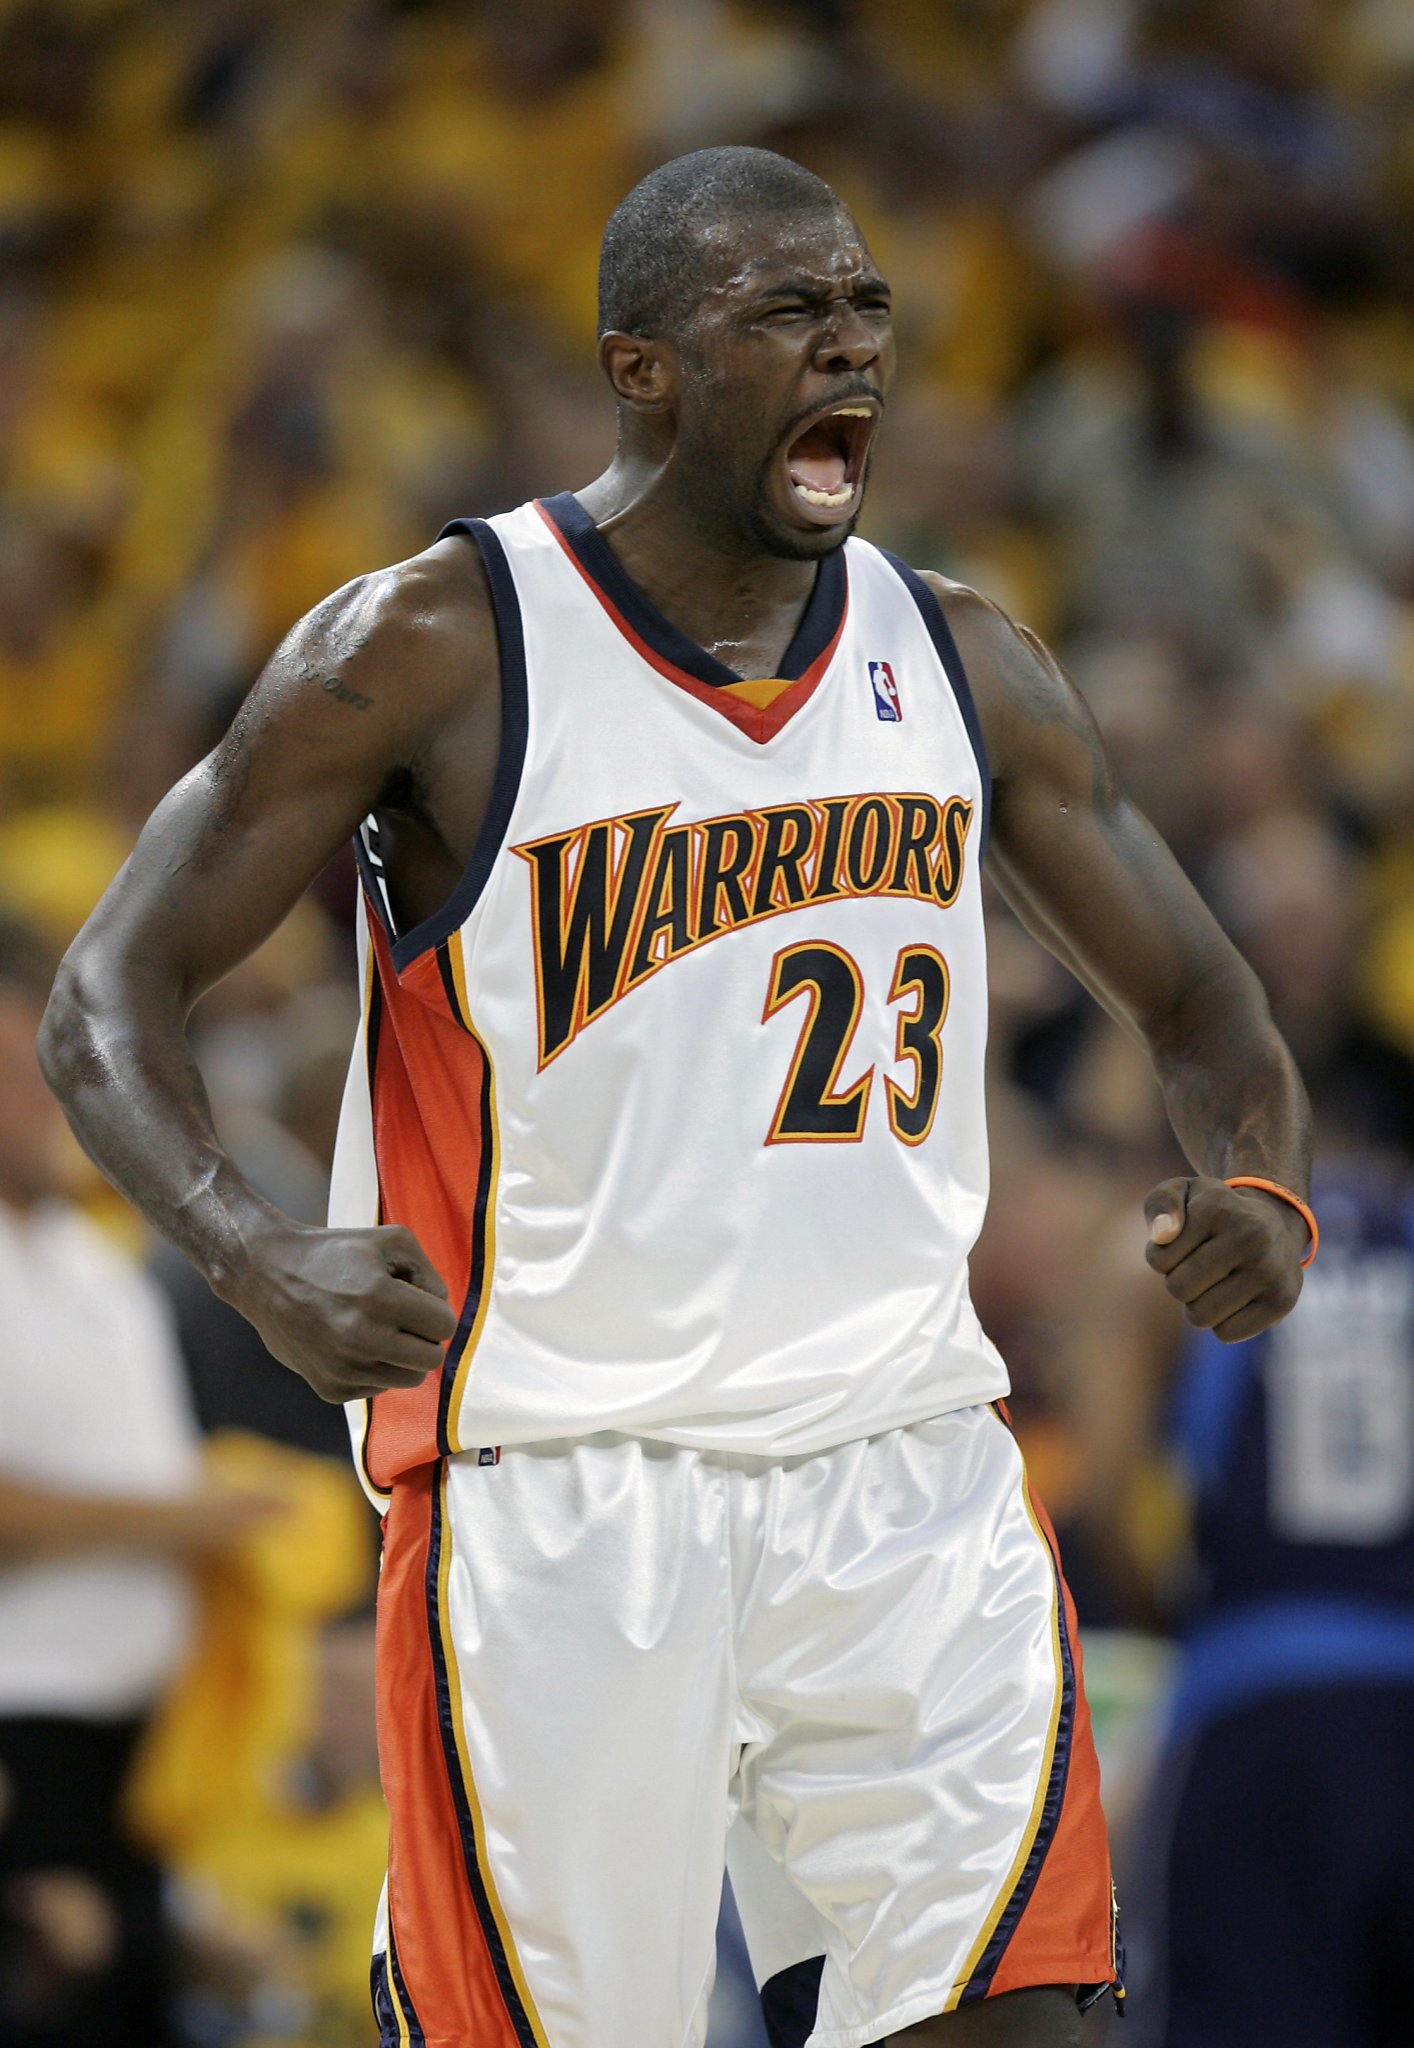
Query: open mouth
782,401,880,519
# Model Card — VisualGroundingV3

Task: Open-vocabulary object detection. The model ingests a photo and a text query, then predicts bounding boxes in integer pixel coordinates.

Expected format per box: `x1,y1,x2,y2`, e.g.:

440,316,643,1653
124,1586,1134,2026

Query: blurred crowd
0,0,1411,2043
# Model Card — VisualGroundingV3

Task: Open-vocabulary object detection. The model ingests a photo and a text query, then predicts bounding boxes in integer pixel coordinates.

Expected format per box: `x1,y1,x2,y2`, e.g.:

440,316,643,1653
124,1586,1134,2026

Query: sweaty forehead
690,209,877,304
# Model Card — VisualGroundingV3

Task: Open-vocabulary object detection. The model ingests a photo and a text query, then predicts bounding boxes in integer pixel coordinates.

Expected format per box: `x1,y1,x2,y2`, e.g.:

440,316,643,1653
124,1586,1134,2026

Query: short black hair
598,146,844,340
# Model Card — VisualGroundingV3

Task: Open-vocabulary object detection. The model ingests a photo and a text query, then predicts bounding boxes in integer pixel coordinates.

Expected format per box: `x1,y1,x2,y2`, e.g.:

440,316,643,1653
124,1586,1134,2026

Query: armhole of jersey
877,548,992,859
355,518,530,972
348,931,392,1513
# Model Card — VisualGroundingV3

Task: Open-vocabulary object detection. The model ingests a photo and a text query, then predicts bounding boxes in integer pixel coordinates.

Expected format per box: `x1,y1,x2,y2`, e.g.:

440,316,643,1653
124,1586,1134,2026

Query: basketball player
40,150,1315,2048
1101,1139,1414,2048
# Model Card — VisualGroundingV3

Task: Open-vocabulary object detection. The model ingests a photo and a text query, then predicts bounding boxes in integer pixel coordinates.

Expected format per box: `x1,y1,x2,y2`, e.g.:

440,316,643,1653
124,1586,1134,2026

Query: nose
813,299,881,375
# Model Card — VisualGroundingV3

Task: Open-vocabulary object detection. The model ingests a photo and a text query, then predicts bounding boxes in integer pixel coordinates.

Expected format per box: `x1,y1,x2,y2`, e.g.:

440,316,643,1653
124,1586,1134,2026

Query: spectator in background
0,912,276,2048
1111,1129,1414,2048
1058,802,1414,2045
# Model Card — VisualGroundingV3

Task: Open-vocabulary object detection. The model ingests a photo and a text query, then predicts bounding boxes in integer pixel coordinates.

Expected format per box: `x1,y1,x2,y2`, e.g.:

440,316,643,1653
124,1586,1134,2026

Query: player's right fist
218,1220,458,1402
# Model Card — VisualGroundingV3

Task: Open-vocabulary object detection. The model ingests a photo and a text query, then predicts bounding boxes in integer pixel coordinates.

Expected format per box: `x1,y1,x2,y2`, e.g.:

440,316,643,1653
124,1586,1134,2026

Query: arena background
1,0,1411,2042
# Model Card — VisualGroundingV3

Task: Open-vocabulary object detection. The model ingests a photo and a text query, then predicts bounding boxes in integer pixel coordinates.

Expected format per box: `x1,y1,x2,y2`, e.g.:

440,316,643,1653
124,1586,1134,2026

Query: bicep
94,737,376,1011
76,576,438,1011
988,778,1237,1042
955,601,1253,1038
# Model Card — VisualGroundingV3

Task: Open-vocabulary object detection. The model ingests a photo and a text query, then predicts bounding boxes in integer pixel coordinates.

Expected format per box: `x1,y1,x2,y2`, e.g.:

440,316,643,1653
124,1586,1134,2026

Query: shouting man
42,149,1315,2048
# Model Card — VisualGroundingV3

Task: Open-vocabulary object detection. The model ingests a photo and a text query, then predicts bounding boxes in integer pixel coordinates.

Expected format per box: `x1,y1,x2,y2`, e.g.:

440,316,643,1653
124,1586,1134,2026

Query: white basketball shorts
370,1405,1121,2048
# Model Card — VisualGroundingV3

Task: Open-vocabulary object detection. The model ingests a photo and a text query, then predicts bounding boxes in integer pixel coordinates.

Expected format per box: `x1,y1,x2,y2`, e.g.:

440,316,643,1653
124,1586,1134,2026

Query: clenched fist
219,1220,459,1402
1144,1175,1309,1344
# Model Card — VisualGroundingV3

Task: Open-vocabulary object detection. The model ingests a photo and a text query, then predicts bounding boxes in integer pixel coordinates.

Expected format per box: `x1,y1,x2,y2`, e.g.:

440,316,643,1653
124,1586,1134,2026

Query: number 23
762,941,949,1146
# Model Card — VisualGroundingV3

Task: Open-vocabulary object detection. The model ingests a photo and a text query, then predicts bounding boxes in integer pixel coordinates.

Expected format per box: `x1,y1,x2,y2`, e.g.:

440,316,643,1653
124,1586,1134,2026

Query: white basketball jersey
332,494,1007,1495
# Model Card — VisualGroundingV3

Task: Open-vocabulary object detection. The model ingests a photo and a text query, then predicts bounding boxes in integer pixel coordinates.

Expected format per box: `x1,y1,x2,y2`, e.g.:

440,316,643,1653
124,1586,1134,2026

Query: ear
599,331,676,415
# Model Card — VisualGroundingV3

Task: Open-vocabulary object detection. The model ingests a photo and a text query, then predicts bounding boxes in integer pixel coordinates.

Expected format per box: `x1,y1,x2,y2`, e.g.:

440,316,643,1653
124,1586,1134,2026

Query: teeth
832,406,872,416
795,483,855,508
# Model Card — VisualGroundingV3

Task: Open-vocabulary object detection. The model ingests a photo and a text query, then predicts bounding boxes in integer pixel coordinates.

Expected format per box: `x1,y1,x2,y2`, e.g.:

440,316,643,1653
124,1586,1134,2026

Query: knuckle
333,1309,367,1349
343,1325,380,1365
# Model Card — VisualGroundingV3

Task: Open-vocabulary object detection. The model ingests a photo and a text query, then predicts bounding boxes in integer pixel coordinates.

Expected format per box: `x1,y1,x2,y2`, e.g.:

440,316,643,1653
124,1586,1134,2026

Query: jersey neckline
534,491,848,745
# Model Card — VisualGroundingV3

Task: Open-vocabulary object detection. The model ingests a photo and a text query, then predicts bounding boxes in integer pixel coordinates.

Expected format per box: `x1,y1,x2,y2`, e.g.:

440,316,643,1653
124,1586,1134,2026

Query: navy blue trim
434,938,466,1028
958,1518,1078,2006
539,491,847,691
354,828,393,939
364,950,384,1098
878,550,992,859
386,1924,427,2046
759,1955,825,2048
357,519,529,974
1080,1970,1126,2017
424,1473,539,2048
371,1951,399,2046
434,1003,495,1456
359,969,388,1501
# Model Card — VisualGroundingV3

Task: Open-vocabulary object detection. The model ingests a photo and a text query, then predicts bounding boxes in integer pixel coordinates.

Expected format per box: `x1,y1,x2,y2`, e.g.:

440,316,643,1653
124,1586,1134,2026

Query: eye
758,303,812,324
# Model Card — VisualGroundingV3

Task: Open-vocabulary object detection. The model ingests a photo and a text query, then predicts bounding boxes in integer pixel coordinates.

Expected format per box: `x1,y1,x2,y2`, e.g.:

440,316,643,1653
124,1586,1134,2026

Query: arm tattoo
296,656,373,711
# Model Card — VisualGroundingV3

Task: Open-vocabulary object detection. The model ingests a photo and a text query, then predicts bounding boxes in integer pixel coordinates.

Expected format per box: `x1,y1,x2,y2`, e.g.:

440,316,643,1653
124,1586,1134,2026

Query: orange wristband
1224,1176,1319,1267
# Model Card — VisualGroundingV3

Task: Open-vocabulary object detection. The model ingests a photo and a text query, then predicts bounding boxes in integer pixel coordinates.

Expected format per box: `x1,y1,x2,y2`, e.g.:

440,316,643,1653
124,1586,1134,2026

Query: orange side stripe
987,1431,1116,2001
377,1470,523,2045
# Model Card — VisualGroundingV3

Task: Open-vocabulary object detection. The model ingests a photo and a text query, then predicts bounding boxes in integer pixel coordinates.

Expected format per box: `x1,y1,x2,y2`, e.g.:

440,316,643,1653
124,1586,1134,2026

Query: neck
575,455,821,679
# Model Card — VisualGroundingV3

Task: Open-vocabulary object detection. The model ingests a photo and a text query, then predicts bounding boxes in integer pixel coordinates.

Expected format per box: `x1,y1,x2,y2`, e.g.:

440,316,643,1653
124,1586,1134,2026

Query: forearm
1148,957,1312,1193
39,949,286,1304
41,936,457,1404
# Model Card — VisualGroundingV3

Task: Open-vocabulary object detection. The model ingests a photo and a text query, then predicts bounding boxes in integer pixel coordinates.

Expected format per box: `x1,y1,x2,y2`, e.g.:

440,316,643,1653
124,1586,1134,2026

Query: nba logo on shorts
869,661,902,722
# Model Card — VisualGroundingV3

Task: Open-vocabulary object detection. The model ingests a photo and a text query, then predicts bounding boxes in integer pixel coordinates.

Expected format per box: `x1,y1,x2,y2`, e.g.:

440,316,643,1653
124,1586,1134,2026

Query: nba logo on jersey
869,660,902,722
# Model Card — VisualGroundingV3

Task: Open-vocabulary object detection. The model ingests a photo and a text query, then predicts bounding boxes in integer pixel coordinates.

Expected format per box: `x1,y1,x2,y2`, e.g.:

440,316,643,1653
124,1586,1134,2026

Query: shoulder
246,531,500,755
909,568,1083,778
283,532,496,684
913,569,1043,690
864,548,1023,679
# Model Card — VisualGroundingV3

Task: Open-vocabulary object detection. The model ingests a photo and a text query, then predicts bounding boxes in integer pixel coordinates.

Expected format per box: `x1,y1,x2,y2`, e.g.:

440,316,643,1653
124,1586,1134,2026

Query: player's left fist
1143,1175,1307,1343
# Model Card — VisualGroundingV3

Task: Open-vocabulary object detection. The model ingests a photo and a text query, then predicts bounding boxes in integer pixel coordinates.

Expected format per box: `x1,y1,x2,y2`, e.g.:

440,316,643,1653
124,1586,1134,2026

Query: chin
747,501,859,561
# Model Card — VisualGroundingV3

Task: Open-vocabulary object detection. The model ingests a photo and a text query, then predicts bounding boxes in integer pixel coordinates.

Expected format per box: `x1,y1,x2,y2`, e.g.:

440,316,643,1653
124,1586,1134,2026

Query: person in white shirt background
0,911,277,2048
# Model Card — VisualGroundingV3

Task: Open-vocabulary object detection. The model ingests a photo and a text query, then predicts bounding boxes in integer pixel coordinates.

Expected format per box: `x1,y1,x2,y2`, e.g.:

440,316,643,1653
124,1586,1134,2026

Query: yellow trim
435,1465,551,2048
443,932,472,1033
720,675,796,710
443,935,500,1455
385,1915,413,2047
944,1420,1066,2011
